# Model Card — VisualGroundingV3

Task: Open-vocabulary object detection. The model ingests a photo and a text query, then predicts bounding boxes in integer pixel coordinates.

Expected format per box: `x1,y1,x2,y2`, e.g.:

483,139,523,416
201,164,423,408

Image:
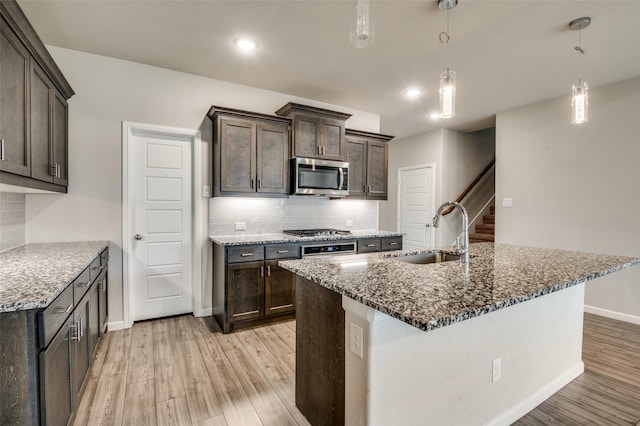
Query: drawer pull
55,304,73,315
77,280,92,288
366,244,376,247
389,242,398,246
240,253,253,257
276,250,289,254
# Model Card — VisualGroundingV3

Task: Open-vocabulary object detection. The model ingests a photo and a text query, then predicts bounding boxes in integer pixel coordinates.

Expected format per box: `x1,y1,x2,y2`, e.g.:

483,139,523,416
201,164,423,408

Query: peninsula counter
279,243,640,425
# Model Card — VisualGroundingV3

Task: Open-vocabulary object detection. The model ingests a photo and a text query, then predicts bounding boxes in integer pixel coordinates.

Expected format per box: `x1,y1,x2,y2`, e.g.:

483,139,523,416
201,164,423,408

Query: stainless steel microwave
291,157,349,197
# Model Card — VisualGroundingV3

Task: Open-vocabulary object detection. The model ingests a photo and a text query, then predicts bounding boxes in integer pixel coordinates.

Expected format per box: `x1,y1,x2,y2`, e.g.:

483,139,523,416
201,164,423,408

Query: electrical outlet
235,222,246,231
202,185,211,197
502,198,513,208
346,220,354,227
350,323,364,358
492,358,502,383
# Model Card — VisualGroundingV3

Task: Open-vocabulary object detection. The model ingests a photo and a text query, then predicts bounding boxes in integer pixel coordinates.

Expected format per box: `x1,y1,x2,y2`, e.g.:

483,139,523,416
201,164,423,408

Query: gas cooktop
283,229,351,237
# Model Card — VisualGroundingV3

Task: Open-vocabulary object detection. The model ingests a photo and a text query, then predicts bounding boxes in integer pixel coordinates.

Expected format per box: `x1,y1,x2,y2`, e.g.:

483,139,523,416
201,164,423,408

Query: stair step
475,224,495,234
490,205,495,215
469,233,494,242
483,214,495,224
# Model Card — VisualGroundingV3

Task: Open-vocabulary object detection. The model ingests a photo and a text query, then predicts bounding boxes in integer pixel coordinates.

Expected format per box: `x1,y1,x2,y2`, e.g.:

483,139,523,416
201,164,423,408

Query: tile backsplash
0,192,26,252
209,197,378,235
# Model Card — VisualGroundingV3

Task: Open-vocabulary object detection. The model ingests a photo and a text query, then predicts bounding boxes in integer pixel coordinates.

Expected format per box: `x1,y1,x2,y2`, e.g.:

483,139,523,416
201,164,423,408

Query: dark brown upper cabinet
345,129,394,200
0,12,30,177
208,106,291,197
276,102,351,161
0,1,74,193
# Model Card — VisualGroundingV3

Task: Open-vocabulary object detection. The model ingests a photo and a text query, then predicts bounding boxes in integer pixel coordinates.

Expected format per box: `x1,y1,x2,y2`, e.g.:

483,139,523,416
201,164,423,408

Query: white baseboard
487,362,585,426
195,308,212,317
584,305,640,325
106,320,129,331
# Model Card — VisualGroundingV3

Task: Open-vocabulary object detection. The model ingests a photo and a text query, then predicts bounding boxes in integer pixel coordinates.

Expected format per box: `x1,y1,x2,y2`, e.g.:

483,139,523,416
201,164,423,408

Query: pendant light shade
571,80,588,124
569,17,590,124
350,0,374,48
440,68,456,118
438,0,456,119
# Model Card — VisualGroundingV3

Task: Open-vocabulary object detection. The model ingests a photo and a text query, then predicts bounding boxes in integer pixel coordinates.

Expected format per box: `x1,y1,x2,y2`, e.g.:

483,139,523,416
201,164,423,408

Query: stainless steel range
283,228,351,237
283,229,356,257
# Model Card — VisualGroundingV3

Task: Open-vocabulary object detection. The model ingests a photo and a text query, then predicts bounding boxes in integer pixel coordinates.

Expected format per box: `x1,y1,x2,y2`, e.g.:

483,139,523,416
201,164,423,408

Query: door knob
425,224,430,228
135,234,143,240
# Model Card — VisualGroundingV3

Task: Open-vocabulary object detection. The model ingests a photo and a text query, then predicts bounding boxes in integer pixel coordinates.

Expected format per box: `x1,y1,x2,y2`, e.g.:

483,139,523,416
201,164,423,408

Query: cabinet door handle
258,179,261,189
71,321,81,341
366,244,376,247
250,178,254,189
260,266,264,278
55,303,73,315
240,253,253,257
50,164,56,177
79,317,84,338
276,250,289,254
267,265,271,277
57,164,61,178
0,138,4,161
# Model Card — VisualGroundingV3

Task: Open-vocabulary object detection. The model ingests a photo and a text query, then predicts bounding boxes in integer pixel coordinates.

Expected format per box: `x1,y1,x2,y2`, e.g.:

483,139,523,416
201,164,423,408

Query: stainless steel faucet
431,201,470,264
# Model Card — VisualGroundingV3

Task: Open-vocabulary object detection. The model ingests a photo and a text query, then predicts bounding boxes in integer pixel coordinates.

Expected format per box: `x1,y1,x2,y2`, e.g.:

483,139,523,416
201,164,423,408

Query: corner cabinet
0,0,73,193
213,242,299,333
345,129,394,200
208,106,290,197
276,102,352,161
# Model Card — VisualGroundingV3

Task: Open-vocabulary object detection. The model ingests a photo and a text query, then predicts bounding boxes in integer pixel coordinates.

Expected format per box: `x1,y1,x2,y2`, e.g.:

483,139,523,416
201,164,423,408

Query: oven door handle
338,167,345,190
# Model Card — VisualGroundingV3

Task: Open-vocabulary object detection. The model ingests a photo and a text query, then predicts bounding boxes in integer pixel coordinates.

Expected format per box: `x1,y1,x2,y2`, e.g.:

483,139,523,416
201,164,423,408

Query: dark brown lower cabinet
38,315,73,426
228,261,265,322
98,266,108,334
72,293,91,407
265,261,296,316
213,243,298,333
88,282,100,356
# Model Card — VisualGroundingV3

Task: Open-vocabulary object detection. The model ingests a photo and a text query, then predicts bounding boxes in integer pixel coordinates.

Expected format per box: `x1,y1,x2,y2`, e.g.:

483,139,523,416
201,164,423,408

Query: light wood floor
515,313,640,425
76,313,640,426
73,315,310,426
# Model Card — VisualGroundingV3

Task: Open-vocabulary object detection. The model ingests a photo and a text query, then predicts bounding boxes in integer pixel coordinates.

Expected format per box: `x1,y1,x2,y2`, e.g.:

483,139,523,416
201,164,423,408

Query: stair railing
442,158,495,216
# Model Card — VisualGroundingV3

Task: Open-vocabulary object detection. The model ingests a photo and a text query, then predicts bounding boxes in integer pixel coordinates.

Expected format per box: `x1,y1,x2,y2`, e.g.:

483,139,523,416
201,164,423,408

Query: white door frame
397,163,436,249
122,121,203,328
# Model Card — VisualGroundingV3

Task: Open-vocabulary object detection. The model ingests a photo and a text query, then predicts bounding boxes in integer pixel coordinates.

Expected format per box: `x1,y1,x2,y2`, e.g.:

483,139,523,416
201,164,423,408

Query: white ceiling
17,0,640,139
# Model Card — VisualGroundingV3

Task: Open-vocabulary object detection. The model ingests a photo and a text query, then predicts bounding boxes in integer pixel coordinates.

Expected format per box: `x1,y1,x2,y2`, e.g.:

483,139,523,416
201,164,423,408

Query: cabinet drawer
358,238,381,253
89,256,101,284
227,245,264,263
100,248,109,266
381,236,403,251
38,282,73,349
72,267,92,307
265,243,300,260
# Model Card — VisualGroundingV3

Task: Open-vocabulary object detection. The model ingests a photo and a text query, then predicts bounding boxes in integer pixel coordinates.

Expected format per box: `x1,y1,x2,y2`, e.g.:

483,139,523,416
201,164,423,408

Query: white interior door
398,165,434,250
131,131,193,321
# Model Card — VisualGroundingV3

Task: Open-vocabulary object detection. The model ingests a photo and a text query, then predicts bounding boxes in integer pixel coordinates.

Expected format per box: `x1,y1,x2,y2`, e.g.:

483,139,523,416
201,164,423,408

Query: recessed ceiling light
404,88,423,99
429,112,442,120
234,38,258,51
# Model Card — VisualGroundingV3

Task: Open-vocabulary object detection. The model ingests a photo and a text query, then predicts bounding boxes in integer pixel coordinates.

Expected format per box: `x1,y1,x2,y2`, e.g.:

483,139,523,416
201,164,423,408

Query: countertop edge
0,241,110,313
209,231,403,246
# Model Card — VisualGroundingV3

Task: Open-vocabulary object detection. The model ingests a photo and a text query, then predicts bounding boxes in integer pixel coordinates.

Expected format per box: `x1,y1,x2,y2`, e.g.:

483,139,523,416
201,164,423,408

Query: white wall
24,46,380,327
379,129,443,234
379,128,495,247
496,76,640,322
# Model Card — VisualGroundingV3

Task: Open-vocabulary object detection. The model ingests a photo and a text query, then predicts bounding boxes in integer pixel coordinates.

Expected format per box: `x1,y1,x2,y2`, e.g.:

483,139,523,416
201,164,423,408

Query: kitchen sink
393,251,462,264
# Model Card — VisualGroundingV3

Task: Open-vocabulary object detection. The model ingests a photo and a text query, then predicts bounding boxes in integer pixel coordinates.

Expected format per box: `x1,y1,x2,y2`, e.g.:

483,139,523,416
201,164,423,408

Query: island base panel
295,276,345,426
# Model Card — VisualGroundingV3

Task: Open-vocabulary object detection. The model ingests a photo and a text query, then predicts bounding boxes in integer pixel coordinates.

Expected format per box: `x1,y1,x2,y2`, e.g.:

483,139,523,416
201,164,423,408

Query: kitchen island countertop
279,242,640,332
210,230,402,246
0,241,109,312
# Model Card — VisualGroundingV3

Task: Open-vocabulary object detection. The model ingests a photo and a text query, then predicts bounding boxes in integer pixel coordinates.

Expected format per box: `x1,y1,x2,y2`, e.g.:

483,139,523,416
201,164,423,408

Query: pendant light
350,0,374,48
438,0,457,118
569,17,590,124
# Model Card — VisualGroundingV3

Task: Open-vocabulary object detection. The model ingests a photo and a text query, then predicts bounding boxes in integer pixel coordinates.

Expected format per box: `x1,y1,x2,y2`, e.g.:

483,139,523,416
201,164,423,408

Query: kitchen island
279,242,640,425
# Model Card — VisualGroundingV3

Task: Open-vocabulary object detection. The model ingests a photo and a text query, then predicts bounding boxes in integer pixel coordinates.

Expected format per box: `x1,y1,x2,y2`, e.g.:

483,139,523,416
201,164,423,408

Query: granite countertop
0,241,109,313
210,230,402,246
279,243,640,333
